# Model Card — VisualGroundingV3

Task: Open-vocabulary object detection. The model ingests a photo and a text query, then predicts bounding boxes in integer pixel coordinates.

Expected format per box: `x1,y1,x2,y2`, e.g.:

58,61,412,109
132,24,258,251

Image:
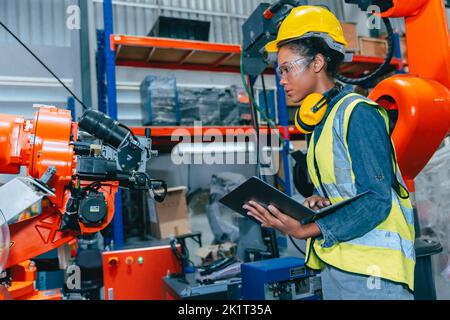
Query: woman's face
277,46,317,104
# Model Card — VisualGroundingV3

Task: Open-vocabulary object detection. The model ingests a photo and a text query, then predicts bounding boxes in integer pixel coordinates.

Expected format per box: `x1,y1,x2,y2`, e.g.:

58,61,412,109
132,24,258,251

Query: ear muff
294,93,328,134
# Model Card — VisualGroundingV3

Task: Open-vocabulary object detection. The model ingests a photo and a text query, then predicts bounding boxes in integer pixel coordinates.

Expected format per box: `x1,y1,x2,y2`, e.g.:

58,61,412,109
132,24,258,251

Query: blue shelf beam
102,0,124,249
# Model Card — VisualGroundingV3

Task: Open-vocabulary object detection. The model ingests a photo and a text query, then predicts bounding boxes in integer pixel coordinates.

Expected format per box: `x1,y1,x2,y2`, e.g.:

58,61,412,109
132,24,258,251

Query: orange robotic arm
367,0,450,191
0,106,165,300
0,106,161,271
0,106,118,268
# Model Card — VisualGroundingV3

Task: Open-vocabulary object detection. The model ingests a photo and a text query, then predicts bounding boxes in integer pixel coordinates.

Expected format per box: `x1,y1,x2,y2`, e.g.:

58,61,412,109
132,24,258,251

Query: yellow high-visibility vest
305,92,416,291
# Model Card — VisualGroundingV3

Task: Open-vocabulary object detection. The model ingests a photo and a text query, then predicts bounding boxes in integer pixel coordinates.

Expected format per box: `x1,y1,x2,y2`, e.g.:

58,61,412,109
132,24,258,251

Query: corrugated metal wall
0,0,82,120
309,0,344,19
91,0,265,44
0,0,75,47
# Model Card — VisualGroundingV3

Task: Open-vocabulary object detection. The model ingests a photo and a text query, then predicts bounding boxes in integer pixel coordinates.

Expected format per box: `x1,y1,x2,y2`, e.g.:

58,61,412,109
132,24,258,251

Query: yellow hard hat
265,5,348,53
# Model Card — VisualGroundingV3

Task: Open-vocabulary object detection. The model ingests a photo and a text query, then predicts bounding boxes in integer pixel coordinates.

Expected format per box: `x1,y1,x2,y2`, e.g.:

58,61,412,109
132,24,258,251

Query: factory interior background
0,0,449,301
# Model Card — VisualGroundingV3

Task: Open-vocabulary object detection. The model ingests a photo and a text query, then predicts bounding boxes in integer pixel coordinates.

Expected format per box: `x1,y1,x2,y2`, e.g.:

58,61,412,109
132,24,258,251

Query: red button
108,257,119,267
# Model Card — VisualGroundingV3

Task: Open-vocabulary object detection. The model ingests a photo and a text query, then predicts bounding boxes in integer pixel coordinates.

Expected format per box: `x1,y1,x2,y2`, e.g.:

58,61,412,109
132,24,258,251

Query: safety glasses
276,57,311,80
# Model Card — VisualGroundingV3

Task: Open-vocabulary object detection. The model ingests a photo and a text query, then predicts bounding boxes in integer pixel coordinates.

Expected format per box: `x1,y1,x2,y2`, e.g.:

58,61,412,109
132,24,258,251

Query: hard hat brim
265,36,301,53
265,33,348,54
265,39,280,53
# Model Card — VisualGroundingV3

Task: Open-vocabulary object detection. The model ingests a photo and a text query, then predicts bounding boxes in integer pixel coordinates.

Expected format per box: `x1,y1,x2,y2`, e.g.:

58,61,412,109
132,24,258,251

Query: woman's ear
312,54,327,74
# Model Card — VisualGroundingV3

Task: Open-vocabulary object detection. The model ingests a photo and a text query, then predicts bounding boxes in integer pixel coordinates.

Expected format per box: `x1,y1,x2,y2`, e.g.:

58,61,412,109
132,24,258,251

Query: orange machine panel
102,245,181,300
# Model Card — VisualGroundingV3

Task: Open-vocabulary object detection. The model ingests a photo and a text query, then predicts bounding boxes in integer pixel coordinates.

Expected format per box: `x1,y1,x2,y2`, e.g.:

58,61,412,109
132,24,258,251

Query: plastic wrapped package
140,75,178,126
178,87,240,126
178,88,220,126
177,87,220,125
178,88,201,125
197,88,221,125
415,141,450,292
140,74,243,126
219,86,241,126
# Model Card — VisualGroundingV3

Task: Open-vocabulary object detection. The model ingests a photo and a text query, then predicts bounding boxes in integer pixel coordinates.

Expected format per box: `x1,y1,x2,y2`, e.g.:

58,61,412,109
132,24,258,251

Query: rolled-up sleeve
314,103,394,248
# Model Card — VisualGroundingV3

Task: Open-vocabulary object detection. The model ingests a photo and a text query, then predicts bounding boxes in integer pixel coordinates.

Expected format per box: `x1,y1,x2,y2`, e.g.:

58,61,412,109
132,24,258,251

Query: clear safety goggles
276,57,312,80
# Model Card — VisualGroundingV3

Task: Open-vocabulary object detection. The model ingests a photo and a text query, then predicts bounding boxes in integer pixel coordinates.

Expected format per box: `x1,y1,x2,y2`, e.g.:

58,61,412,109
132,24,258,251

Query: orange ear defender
294,84,343,134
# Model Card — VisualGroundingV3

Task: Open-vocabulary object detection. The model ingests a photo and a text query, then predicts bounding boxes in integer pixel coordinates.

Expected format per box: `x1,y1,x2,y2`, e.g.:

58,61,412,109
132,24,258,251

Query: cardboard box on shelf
380,33,408,61
359,37,388,58
147,186,191,240
341,22,359,52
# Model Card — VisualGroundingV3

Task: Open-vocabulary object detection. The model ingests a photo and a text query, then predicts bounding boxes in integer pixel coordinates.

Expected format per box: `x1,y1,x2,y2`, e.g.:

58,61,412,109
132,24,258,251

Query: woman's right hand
303,196,331,211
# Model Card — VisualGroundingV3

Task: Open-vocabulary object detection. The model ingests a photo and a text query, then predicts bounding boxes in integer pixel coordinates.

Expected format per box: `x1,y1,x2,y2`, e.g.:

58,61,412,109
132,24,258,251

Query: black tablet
219,176,368,225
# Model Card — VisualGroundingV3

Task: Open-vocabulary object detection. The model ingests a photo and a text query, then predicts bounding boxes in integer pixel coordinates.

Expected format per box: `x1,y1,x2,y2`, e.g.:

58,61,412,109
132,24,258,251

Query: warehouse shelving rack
98,0,403,248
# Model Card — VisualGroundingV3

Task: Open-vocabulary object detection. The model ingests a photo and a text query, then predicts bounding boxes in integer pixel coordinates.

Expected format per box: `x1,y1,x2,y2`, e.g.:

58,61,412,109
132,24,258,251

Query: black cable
248,77,261,178
336,18,395,86
289,235,306,256
170,238,196,271
261,74,271,152
0,21,90,110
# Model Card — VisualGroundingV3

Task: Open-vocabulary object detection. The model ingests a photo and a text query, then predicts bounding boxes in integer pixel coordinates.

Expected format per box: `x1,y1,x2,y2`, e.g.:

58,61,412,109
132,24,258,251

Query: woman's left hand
243,201,304,239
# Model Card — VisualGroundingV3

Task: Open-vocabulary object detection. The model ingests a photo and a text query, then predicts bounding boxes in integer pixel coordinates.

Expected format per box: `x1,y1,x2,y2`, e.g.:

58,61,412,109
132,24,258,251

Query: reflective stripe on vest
305,93,416,291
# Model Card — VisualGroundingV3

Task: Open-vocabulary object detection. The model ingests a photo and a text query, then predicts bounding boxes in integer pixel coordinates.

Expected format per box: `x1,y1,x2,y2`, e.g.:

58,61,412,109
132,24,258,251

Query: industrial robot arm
60,109,166,232
0,16,166,300
0,106,165,269
351,0,450,190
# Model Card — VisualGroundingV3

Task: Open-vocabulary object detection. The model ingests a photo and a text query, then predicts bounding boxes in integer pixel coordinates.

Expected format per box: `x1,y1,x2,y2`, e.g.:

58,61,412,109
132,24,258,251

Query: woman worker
243,6,415,300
